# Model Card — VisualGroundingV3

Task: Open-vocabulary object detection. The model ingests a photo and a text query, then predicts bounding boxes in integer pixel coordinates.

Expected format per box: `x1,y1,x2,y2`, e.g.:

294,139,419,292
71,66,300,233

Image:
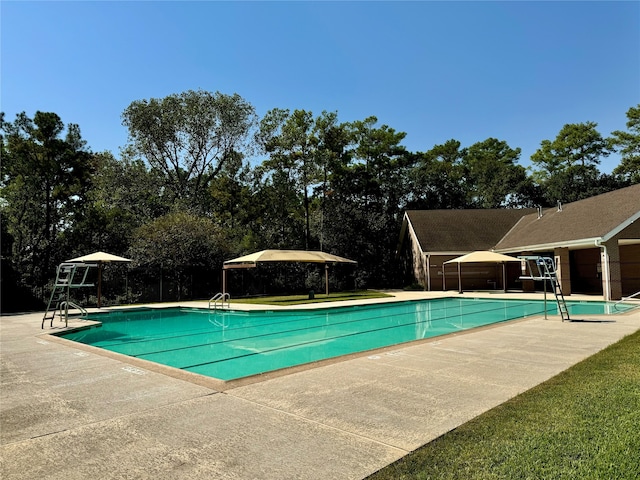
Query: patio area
2,291,639,479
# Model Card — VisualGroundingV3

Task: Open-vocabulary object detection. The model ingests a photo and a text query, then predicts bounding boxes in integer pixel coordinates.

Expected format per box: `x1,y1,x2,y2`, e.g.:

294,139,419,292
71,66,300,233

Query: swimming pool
57,298,634,381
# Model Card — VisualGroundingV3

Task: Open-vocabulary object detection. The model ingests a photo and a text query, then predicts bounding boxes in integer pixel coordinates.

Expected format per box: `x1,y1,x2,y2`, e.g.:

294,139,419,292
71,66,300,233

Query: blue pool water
57,298,634,381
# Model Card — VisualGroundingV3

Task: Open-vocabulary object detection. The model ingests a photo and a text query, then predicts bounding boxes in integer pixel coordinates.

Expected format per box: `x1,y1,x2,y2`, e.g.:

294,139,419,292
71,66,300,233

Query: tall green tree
63,151,169,257
323,117,410,287
128,211,226,300
531,122,610,179
206,151,263,256
462,138,533,208
309,111,352,251
407,139,467,209
531,122,613,203
250,166,304,250
1,111,94,299
611,104,640,183
122,89,256,207
349,116,409,213
256,109,320,249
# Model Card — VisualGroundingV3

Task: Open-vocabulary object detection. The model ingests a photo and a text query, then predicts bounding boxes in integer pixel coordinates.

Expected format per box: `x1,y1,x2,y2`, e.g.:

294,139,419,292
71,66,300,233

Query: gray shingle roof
495,183,640,250
406,209,536,252
404,184,640,255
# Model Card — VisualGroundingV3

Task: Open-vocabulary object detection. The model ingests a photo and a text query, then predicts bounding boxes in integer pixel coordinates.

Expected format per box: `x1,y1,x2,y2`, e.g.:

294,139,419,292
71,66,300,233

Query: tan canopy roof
222,250,356,296
444,251,520,264
444,251,519,294
66,251,131,308
67,251,132,263
223,249,356,269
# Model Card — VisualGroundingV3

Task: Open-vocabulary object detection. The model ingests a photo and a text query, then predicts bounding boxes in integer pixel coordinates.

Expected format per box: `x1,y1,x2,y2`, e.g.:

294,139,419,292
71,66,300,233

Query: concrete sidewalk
2,294,639,479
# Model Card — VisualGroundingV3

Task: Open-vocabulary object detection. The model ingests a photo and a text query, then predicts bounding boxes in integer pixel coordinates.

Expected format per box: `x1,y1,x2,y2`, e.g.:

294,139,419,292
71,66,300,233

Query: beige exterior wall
406,225,427,288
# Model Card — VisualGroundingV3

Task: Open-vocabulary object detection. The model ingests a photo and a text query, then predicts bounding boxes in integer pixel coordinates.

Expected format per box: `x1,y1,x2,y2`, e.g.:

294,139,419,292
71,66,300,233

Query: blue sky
2,1,639,173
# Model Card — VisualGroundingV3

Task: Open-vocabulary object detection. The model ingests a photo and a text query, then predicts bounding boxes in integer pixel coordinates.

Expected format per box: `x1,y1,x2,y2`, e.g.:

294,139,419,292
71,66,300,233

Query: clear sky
2,1,639,173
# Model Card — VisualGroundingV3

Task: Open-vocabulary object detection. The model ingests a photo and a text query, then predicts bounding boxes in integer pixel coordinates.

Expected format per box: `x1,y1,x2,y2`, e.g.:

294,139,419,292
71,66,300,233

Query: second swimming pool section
58,298,634,381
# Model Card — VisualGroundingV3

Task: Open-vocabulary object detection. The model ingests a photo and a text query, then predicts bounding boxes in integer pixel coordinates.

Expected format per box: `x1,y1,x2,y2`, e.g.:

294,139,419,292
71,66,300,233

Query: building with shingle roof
398,184,640,300
398,209,535,291
494,185,640,251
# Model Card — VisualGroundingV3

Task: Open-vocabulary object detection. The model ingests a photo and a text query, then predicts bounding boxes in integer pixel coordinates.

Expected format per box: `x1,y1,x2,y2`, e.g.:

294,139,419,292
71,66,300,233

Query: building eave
602,211,640,242
494,237,603,253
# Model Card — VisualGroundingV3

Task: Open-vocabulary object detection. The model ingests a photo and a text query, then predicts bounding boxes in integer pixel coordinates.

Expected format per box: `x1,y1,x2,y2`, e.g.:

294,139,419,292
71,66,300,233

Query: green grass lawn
230,290,393,306
366,329,640,480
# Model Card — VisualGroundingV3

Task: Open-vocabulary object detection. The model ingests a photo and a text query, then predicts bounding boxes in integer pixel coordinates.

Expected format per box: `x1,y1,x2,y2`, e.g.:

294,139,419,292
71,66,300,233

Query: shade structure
222,249,357,295
67,251,132,264
443,251,520,293
67,251,131,307
224,249,357,267
443,251,521,265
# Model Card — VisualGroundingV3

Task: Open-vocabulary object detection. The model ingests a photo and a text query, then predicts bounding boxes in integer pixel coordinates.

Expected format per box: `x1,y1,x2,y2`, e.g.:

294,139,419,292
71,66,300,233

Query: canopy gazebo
67,251,132,307
443,251,521,293
222,249,357,296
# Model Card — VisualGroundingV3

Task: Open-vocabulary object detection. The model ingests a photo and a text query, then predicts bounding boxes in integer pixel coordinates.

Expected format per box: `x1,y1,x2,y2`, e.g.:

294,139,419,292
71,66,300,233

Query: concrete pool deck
2,291,639,479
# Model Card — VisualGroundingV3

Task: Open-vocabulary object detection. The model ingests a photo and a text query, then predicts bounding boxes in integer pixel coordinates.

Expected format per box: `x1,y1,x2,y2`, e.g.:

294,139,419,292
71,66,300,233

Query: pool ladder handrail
614,290,640,311
209,292,230,310
56,301,88,328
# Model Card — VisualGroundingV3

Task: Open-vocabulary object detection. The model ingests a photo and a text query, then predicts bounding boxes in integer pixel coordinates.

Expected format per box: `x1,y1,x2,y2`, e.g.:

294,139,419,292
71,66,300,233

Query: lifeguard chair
42,262,94,328
519,256,571,322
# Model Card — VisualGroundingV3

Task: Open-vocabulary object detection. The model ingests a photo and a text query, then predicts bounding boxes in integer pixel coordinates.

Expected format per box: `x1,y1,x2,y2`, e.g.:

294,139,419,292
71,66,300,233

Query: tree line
1,91,639,311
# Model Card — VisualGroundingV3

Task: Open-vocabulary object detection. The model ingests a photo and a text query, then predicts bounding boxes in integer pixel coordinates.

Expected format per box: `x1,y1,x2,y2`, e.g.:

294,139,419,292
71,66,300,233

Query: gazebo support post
222,269,227,295
325,265,329,296
502,262,507,293
443,264,446,291
97,264,103,307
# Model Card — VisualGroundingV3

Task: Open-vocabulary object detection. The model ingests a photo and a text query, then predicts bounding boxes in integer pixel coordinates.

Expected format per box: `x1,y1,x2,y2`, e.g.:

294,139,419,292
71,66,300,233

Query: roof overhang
496,235,640,254
495,237,604,253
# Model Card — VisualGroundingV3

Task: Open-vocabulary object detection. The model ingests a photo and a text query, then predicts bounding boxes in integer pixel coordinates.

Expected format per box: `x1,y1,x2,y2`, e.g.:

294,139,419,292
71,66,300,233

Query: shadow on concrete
569,318,616,324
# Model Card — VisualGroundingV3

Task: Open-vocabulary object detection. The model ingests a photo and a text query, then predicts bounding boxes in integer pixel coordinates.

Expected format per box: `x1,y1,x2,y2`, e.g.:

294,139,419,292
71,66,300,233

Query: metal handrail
614,290,640,311
58,301,88,328
209,292,230,310
209,293,222,309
